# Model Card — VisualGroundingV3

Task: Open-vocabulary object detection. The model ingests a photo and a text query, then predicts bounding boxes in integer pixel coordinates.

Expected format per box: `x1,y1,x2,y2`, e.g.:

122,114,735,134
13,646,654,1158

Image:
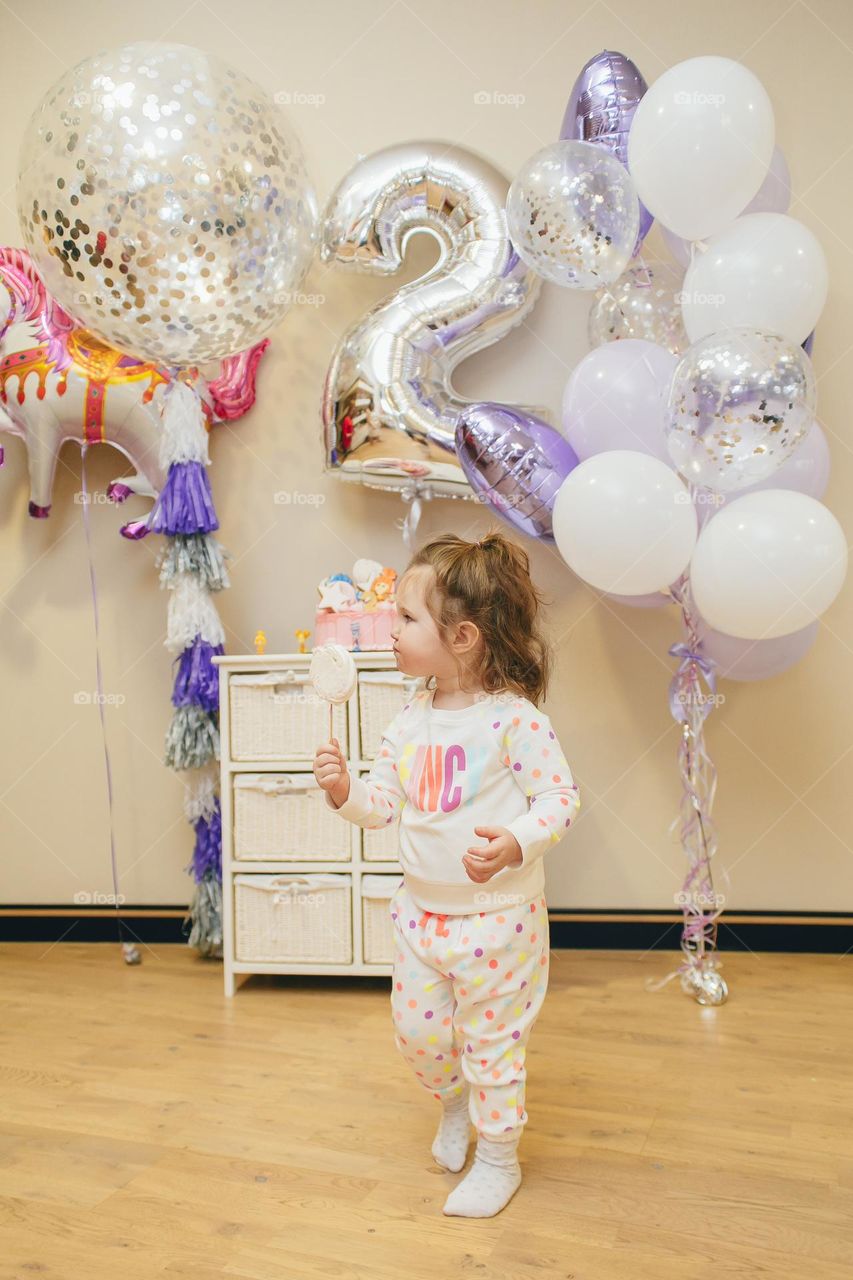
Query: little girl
313,530,580,1218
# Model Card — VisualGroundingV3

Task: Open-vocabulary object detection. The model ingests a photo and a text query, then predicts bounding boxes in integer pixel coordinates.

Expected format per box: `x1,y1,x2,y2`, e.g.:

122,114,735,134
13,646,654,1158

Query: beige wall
1,0,850,912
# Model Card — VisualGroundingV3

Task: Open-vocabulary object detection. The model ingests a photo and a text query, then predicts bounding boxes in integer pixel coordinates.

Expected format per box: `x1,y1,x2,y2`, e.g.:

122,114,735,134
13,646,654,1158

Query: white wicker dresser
213,650,418,996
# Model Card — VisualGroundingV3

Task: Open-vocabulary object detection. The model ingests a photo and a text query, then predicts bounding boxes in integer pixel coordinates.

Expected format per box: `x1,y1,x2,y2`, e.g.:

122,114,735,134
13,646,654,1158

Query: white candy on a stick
310,643,357,740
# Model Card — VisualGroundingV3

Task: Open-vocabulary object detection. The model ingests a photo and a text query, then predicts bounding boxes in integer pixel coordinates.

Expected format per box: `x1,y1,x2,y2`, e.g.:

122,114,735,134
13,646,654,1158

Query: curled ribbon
648,582,729,1003
394,480,434,551
667,641,718,724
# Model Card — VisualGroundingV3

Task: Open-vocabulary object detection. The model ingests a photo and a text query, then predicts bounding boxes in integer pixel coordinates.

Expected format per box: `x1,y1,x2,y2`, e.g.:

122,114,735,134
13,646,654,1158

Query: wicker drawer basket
362,875,402,964
234,873,353,963
233,774,351,861
230,670,347,761
358,671,420,759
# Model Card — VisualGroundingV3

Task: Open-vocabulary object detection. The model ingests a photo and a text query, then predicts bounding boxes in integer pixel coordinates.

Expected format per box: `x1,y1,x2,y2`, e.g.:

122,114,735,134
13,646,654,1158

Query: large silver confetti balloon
17,42,318,367
588,259,688,354
321,142,543,499
506,140,639,289
665,329,816,494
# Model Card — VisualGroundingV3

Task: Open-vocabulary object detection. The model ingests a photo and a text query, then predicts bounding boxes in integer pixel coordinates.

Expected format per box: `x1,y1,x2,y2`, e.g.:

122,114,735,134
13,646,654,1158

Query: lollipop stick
329,700,333,743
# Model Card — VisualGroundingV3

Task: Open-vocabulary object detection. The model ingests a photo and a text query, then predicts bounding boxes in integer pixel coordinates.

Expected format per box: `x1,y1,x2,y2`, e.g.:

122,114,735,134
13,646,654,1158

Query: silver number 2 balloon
320,141,544,521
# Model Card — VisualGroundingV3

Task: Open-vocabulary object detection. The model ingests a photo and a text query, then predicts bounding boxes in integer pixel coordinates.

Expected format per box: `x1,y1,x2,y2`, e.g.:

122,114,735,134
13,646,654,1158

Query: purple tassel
191,799,222,883
172,636,224,712
150,461,219,536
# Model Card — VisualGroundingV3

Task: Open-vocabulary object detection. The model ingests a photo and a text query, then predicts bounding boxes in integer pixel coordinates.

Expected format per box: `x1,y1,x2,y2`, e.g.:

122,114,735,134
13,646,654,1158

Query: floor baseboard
0,907,850,953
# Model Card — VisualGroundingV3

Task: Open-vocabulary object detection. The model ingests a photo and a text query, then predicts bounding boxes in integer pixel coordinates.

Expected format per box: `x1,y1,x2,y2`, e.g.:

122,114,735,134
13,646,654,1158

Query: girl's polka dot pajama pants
389,880,550,1142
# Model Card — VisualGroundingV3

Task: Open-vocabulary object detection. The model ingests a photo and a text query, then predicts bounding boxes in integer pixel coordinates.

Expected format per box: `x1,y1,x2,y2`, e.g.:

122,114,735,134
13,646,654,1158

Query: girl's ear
451,620,481,655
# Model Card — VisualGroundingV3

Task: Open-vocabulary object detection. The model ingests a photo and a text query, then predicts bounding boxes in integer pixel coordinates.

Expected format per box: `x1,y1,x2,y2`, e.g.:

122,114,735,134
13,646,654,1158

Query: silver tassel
165,706,220,771
183,874,223,958
157,534,232,592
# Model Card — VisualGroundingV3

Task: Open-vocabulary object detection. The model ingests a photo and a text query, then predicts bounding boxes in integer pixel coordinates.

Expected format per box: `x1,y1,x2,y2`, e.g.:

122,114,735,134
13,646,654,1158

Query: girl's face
390,567,457,678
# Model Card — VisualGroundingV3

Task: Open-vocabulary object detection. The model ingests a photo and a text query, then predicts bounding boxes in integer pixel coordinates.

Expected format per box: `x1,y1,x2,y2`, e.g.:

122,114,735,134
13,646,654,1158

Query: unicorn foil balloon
0,248,269,531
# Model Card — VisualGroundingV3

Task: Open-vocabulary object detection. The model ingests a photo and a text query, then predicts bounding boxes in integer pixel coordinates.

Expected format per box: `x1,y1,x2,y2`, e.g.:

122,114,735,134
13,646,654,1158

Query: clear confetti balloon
665,329,816,494
17,42,318,367
507,140,639,289
589,259,688,354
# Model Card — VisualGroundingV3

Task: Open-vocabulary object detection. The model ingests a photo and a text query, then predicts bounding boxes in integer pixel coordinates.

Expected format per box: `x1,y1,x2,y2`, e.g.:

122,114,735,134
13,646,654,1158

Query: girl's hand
462,826,523,883
313,737,350,806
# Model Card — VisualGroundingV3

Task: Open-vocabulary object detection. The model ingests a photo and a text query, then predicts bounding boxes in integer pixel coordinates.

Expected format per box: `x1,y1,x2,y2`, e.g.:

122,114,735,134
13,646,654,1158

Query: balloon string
80,446,140,965
395,481,434,551
647,569,728,998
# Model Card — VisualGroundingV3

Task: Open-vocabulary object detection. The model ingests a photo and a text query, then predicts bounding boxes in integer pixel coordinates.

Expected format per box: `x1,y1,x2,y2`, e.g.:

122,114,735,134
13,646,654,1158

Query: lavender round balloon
696,615,819,681
560,49,653,257
455,403,579,542
562,338,677,465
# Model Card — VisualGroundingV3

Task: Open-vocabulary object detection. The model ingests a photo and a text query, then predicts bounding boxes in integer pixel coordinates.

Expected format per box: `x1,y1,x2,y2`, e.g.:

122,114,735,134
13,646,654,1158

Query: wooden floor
1,942,851,1279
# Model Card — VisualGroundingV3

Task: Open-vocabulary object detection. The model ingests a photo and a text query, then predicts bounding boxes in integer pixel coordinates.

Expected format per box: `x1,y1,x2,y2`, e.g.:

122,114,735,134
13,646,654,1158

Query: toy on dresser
314,558,398,652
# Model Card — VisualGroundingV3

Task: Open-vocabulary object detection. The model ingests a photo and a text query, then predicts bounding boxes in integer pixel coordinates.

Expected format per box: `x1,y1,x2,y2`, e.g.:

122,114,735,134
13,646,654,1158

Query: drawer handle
233,670,301,688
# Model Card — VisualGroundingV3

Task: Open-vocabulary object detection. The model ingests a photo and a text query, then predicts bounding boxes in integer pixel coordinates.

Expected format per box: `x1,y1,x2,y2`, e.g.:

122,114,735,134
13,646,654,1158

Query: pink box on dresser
314,602,396,651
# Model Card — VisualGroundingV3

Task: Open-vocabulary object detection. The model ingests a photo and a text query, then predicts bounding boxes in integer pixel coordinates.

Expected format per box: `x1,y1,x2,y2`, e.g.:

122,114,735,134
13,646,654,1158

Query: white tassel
166,572,225,653
184,763,219,823
158,380,211,469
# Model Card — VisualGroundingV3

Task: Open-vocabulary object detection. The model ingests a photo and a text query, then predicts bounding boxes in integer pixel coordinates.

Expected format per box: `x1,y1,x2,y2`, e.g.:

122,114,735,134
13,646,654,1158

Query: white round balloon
681,213,828,346
552,450,698,594
659,145,791,268
690,489,847,639
627,56,774,241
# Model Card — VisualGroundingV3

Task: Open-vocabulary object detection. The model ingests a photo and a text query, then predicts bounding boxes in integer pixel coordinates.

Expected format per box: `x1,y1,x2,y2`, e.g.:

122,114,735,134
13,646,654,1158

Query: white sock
431,1088,472,1172
442,1132,522,1217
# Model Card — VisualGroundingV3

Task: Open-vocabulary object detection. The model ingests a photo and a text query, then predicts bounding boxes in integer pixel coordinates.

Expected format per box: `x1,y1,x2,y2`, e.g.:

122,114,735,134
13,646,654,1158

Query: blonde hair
405,528,552,705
